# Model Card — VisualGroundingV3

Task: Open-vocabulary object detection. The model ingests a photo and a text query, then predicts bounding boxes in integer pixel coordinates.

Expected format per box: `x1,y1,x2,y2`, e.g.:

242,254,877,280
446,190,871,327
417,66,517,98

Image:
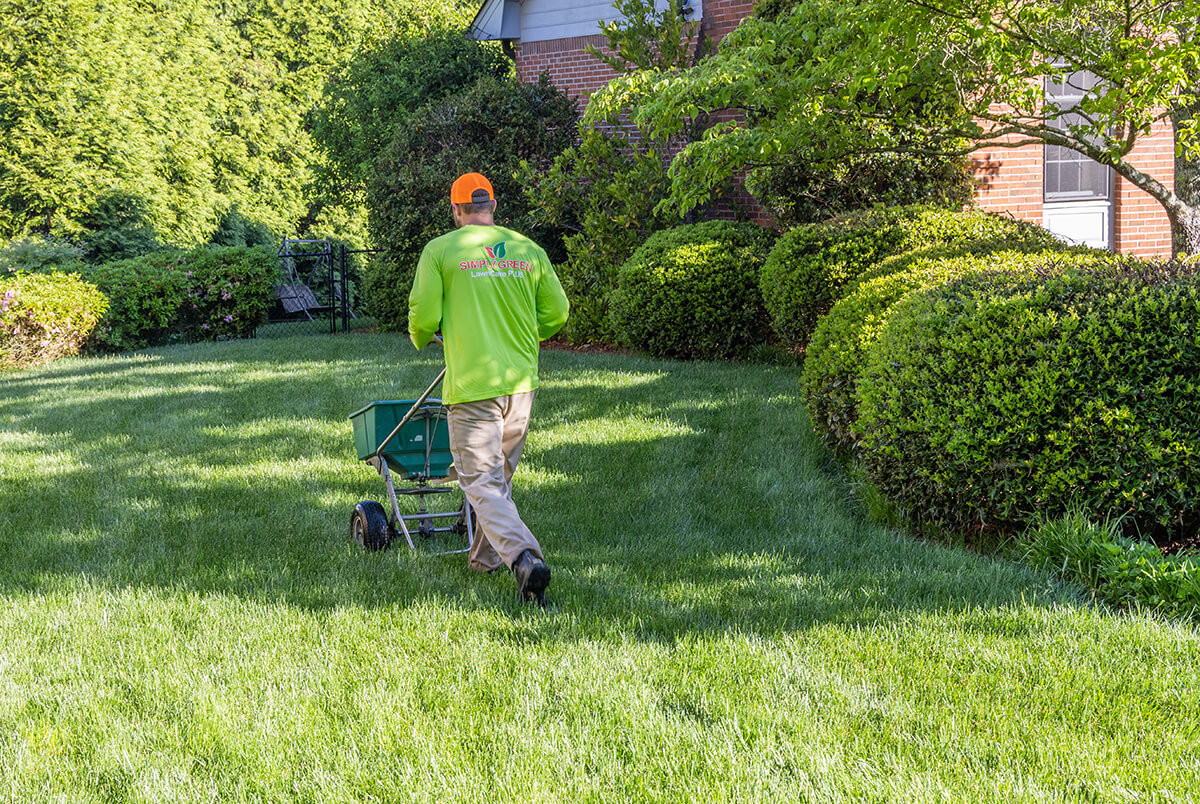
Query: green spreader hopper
347,366,474,554
349,400,453,481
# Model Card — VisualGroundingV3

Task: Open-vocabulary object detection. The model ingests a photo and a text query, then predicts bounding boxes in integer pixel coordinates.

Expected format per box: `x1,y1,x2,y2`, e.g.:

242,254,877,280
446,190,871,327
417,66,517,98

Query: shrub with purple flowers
0,272,108,369
82,245,275,349
176,245,275,340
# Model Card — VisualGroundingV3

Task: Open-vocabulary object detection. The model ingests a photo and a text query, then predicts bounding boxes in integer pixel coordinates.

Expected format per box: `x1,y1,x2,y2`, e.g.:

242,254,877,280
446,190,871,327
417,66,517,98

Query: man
408,172,569,606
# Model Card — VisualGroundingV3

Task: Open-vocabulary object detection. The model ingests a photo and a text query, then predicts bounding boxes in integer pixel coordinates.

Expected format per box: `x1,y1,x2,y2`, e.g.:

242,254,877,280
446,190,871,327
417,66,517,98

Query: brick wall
971,118,1175,258
1113,118,1175,258
515,34,621,102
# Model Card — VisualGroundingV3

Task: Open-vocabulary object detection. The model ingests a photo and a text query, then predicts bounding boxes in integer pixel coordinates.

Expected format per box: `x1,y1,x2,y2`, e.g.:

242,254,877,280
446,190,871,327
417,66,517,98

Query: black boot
513,549,550,606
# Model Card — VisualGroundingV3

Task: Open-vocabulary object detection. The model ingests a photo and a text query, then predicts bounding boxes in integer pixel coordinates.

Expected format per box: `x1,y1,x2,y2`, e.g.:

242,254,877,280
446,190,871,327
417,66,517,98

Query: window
1043,71,1112,202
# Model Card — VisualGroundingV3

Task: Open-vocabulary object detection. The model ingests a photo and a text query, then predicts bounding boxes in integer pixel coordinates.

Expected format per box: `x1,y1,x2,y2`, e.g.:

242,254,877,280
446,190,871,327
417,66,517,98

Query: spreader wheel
351,500,390,551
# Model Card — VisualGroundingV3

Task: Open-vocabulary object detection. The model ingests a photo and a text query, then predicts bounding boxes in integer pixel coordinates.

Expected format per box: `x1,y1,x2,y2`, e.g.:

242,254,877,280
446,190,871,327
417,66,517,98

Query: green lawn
1,334,1197,802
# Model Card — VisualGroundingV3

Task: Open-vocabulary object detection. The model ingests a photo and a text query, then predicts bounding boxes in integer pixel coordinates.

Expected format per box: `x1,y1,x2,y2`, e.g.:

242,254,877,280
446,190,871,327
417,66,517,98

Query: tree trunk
1166,202,1200,257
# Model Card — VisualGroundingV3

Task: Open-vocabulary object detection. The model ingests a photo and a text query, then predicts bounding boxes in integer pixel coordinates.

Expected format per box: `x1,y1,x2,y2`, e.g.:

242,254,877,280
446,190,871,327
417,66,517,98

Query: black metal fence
259,239,382,337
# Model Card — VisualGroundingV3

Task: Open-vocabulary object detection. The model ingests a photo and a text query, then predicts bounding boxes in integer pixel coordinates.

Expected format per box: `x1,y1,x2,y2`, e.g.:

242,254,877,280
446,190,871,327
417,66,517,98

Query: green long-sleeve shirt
408,224,569,405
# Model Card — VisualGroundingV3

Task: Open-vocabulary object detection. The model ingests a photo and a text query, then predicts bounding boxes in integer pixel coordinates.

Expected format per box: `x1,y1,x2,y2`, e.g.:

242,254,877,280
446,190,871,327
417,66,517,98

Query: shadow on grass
0,337,1071,641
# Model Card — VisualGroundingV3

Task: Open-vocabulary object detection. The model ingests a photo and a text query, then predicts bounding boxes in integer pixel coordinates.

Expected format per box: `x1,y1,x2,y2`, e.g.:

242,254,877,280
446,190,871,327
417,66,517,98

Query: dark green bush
760,205,1064,350
366,74,577,332
0,235,85,275
759,210,906,348
855,260,1200,540
78,190,163,263
83,252,189,351
210,208,276,248
313,29,512,197
801,250,1096,454
1,272,108,369
609,221,776,359
84,245,274,350
1019,511,1200,619
852,206,1066,288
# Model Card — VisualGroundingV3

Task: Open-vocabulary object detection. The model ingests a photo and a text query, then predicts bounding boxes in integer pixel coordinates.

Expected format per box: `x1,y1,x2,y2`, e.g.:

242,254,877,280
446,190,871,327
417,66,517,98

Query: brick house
471,0,1175,258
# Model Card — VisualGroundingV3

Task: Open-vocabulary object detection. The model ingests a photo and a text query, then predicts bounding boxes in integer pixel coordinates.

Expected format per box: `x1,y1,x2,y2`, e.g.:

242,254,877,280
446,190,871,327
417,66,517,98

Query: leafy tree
521,0,712,343
365,74,578,331
0,0,471,247
591,0,1200,252
311,29,511,206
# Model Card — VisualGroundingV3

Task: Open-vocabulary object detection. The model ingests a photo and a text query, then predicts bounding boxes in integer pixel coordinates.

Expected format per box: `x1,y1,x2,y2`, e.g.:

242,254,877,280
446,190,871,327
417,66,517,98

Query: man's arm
408,245,444,349
535,256,569,341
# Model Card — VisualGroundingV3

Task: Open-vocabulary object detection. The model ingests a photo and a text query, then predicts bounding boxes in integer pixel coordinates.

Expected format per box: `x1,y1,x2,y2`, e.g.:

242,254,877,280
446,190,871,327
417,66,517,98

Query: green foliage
587,1,970,219
759,210,907,348
609,221,776,359
312,29,511,202
801,247,1102,454
1020,511,1200,618
0,0,470,246
0,271,108,369
77,190,164,263
83,245,274,350
754,146,973,229
588,0,1200,250
0,235,84,275
210,208,277,249
587,0,705,74
177,246,277,341
856,261,1200,540
366,74,577,331
521,128,677,344
82,252,189,352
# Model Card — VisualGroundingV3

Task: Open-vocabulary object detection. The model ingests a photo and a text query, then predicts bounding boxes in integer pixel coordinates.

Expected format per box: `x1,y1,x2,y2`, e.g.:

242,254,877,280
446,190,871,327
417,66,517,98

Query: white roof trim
470,0,521,41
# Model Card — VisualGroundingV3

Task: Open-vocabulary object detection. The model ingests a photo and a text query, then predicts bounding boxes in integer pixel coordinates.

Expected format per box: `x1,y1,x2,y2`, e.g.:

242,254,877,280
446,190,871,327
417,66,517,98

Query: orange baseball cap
450,172,494,204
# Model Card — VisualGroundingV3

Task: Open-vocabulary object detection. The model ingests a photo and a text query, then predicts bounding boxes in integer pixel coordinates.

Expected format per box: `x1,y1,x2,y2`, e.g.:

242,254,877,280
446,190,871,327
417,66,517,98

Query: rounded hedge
1,272,108,369
852,206,1067,289
609,221,776,359
759,211,905,348
83,245,275,350
801,249,1107,454
855,260,1200,540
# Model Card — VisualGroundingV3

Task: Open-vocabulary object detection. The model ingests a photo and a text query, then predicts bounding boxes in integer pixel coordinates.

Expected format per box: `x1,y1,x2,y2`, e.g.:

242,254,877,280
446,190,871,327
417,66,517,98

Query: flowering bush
176,246,276,340
0,272,108,369
84,245,275,349
83,251,189,351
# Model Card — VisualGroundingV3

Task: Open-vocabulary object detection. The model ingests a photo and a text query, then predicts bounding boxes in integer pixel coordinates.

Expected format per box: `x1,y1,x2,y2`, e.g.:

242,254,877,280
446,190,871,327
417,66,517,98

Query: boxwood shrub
759,209,905,348
855,259,1200,540
1,272,108,369
801,250,1095,454
83,251,189,351
609,221,776,359
760,205,1065,350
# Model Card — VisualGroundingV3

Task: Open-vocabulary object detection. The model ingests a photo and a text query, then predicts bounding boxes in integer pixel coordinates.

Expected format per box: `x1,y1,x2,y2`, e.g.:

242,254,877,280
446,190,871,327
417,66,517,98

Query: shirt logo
458,240,532,274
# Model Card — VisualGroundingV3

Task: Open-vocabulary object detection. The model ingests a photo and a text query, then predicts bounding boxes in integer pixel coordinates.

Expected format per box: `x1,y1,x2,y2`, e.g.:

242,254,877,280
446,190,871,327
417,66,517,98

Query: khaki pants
446,391,542,572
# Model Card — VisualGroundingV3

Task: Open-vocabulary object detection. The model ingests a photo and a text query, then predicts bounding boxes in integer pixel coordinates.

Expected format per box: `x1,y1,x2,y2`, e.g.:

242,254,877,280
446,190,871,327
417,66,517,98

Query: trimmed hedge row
0,272,108,369
760,205,1065,348
856,260,1200,540
801,250,1109,454
609,221,776,360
